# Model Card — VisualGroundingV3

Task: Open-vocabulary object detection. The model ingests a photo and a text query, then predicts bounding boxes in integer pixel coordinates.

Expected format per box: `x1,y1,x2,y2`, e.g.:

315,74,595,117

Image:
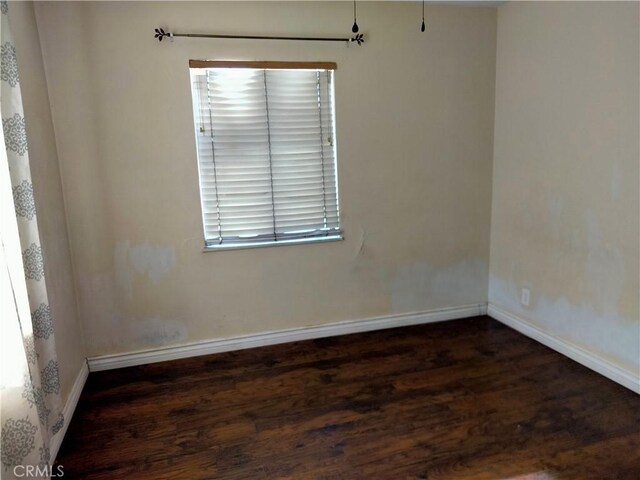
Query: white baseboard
87,303,487,372
488,303,640,394
50,361,89,463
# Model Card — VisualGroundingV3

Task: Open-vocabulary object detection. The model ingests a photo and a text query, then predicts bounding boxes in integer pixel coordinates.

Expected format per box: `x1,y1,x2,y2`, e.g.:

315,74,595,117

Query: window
189,60,341,249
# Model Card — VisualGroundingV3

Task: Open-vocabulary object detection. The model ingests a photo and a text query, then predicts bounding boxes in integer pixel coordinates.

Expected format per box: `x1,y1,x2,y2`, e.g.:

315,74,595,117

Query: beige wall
490,2,640,374
34,1,497,357
16,0,639,383
9,1,86,400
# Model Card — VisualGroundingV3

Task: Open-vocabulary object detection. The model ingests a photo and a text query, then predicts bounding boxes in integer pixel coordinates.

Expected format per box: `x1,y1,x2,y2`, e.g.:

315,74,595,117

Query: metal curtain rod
154,28,365,46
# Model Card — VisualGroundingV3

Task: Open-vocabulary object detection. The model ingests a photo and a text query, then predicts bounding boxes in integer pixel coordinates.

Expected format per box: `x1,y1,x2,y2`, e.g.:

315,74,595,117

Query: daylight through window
190,61,341,249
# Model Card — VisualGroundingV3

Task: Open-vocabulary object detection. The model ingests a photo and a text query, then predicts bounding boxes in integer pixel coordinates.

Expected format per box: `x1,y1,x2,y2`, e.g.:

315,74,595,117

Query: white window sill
202,234,344,252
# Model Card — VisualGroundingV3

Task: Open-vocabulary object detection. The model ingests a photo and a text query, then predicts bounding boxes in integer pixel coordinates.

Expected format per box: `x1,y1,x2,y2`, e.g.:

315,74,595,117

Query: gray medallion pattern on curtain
2,113,27,155
40,361,61,396
21,375,48,425
13,180,36,220
0,0,64,476
23,336,38,365
31,303,54,339
0,41,18,87
21,243,43,280
1,418,38,467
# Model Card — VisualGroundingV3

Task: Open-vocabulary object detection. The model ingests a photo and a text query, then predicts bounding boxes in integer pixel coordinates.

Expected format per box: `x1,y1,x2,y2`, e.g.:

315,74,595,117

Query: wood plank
189,60,337,70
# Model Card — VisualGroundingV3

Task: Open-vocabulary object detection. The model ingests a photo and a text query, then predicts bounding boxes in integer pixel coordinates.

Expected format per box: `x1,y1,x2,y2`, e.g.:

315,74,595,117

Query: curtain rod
154,28,365,46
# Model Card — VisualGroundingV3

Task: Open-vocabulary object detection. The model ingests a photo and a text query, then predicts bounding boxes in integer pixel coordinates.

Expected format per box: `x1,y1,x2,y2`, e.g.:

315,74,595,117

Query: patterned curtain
0,1,64,477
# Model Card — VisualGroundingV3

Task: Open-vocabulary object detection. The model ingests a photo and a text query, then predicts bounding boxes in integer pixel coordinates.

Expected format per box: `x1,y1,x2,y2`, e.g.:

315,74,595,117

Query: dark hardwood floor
55,316,640,479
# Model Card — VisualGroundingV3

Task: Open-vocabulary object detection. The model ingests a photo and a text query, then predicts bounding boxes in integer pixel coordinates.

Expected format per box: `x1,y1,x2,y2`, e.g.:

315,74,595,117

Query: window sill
202,234,344,252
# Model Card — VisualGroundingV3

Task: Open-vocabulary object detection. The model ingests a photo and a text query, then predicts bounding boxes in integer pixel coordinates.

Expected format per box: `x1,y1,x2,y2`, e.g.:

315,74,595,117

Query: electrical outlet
521,288,530,307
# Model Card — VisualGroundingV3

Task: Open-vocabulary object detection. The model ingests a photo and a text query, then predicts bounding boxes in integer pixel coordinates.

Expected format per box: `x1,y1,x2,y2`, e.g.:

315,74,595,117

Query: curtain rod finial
350,33,364,46
154,27,171,42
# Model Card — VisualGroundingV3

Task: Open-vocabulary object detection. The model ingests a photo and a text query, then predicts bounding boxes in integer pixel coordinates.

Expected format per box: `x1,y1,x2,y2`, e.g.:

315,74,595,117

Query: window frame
189,60,343,252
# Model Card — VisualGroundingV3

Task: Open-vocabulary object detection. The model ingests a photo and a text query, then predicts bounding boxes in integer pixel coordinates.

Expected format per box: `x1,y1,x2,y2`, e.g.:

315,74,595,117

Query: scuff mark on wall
78,272,124,351
102,242,182,352
391,259,488,313
114,240,133,302
585,210,625,316
79,268,189,354
129,317,188,348
114,241,176,294
129,242,176,283
489,274,639,373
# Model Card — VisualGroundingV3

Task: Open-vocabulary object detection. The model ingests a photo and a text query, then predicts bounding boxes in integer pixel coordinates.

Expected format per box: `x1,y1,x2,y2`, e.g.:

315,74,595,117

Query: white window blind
190,62,341,248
